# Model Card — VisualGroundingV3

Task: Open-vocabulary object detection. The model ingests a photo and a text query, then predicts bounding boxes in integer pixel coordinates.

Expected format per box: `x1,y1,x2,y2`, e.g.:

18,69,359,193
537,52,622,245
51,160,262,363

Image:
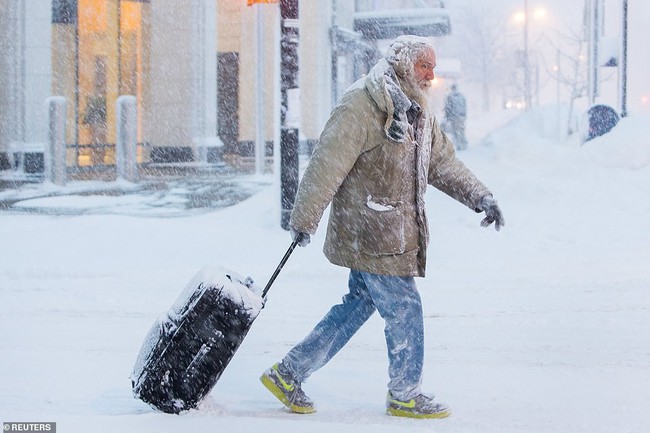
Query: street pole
254,4,266,175
280,0,299,230
523,0,532,109
587,0,601,105
330,0,338,108
620,0,628,117
556,49,561,140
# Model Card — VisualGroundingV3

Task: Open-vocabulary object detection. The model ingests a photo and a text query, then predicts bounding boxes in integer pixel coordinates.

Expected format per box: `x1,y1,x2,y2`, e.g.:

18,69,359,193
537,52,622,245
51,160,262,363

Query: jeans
281,269,424,400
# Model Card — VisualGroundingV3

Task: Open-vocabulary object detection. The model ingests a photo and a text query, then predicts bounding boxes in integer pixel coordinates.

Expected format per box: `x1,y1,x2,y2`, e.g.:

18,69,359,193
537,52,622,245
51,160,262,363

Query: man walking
260,35,504,419
444,84,468,150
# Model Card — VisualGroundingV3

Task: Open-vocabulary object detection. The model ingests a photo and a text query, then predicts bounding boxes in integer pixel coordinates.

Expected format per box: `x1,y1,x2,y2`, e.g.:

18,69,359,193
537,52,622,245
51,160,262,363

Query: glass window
53,0,147,168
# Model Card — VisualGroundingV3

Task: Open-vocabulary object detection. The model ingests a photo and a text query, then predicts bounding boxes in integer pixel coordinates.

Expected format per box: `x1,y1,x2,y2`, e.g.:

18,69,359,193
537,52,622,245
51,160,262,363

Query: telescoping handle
261,235,305,299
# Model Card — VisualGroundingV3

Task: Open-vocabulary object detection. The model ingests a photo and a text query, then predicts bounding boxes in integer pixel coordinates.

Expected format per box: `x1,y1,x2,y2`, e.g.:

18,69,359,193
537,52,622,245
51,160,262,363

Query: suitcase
130,240,299,414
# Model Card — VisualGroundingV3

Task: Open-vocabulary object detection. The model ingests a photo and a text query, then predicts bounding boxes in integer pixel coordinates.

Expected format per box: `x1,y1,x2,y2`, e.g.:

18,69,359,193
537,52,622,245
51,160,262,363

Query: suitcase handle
261,236,302,298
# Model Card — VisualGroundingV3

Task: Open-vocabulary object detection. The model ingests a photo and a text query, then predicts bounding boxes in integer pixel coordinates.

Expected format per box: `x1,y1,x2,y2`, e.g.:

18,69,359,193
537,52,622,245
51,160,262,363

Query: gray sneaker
386,391,451,419
260,363,316,414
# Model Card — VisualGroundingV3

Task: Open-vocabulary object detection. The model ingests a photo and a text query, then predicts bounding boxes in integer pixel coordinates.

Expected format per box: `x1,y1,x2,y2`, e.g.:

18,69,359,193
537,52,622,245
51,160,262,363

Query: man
444,84,468,150
260,35,504,419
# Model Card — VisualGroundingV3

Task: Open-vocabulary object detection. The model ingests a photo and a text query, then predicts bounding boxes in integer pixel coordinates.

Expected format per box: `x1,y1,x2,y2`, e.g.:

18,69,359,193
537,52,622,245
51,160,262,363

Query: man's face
413,48,436,89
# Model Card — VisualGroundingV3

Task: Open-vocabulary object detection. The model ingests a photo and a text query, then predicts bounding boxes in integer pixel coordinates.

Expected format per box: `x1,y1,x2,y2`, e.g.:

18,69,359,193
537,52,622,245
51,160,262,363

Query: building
0,0,452,177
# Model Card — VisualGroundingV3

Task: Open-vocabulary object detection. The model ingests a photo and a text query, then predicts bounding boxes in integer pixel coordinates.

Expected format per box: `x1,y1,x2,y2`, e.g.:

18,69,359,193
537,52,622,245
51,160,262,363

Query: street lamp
533,8,547,20
513,2,547,109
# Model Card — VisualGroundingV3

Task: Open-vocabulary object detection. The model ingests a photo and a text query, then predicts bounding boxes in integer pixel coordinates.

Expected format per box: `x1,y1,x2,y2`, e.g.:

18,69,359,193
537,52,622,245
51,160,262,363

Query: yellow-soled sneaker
386,392,451,419
260,363,316,414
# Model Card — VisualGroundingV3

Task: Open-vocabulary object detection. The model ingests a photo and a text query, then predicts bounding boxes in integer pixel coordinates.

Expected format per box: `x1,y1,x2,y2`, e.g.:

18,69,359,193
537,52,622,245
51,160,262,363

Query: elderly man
260,35,504,419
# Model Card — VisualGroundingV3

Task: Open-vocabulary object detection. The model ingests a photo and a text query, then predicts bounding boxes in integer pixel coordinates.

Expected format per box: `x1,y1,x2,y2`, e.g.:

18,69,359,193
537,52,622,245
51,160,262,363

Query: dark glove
478,196,505,231
290,228,311,247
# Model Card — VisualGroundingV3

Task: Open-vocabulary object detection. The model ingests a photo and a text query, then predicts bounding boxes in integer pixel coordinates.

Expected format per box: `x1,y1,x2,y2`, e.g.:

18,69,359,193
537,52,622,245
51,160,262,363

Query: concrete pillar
146,0,218,163
116,95,138,182
146,0,194,158
192,0,219,163
46,96,67,185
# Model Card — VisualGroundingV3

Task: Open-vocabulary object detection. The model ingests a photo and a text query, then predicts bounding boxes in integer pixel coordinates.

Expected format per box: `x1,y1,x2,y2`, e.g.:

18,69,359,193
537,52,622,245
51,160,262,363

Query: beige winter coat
290,59,491,277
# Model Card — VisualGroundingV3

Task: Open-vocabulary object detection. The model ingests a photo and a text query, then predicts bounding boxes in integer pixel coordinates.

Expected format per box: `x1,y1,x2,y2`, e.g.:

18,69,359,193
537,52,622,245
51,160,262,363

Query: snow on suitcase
130,267,264,414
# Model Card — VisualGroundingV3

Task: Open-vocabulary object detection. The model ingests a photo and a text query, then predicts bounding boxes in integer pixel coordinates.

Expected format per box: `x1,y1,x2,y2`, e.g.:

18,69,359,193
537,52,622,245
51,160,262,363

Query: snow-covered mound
479,105,650,171
581,114,650,170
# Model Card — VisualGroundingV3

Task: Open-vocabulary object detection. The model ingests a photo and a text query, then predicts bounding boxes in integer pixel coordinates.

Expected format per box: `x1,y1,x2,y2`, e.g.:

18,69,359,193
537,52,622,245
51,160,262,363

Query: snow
1,107,649,433
172,267,264,315
354,8,450,22
366,195,395,211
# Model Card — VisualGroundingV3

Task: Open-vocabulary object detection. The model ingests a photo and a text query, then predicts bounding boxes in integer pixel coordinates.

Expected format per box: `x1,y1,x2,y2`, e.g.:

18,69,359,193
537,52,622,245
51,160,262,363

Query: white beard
399,71,434,111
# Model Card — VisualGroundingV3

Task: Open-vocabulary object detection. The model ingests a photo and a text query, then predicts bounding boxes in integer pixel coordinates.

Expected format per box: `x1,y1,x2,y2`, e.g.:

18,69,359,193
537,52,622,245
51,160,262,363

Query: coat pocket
359,200,406,256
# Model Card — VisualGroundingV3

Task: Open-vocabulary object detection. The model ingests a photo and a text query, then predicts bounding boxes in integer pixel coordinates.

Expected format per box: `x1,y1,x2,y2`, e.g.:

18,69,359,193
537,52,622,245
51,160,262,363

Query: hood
365,58,414,143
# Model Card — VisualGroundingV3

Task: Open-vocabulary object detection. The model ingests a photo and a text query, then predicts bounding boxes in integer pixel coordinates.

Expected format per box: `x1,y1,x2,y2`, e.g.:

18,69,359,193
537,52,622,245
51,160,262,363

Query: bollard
46,96,67,186
116,95,139,182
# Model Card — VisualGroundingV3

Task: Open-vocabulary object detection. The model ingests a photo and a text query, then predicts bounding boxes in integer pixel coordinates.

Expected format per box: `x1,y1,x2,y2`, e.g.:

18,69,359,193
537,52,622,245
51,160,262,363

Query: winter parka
289,59,491,277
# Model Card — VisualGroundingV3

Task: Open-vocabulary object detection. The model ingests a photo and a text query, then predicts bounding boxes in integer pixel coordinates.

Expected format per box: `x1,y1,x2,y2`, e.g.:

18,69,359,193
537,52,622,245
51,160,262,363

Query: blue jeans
281,269,424,400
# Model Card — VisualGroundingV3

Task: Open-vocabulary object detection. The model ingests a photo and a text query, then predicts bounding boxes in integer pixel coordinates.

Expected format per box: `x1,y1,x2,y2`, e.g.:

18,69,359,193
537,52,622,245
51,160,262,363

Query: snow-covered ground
1,107,649,433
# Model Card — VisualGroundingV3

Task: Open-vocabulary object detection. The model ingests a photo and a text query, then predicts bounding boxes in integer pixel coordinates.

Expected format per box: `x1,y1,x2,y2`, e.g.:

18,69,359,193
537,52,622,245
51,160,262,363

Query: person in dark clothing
444,84,468,150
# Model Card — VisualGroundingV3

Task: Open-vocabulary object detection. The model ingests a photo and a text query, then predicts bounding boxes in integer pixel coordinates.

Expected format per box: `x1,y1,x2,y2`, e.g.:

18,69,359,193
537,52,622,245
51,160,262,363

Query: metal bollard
46,96,67,186
116,95,139,182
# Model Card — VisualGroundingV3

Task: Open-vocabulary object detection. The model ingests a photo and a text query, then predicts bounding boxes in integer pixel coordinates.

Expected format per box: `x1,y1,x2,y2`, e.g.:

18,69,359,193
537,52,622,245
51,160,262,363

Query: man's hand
478,196,505,231
290,228,311,247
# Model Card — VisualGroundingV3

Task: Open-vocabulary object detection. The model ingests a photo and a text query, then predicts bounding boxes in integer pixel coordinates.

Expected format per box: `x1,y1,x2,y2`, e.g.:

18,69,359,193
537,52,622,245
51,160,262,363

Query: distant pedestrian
444,84,468,150
260,35,504,419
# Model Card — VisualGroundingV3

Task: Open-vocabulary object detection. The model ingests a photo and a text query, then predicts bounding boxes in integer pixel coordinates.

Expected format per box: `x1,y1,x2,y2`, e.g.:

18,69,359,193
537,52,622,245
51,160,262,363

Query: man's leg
359,272,424,401
458,118,468,149
281,270,377,382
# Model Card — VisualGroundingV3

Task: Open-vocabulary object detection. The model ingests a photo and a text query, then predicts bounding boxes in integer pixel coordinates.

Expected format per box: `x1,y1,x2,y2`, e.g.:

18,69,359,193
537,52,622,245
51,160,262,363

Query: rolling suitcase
131,240,300,414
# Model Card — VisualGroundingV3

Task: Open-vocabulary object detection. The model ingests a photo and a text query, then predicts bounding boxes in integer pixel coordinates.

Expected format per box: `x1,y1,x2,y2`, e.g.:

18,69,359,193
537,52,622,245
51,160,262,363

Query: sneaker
386,391,451,419
260,363,316,414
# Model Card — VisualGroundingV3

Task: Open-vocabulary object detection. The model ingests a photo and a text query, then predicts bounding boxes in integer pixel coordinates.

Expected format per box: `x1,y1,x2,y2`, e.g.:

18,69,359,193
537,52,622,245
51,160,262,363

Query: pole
556,49,561,140
523,0,531,109
331,0,338,108
254,5,266,175
280,0,299,230
587,0,601,105
272,3,282,223
620,0,628,117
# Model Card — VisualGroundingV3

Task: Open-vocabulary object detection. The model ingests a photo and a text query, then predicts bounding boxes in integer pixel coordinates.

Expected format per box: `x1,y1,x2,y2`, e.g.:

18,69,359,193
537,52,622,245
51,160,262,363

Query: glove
478,196,505,231
290,227,311,247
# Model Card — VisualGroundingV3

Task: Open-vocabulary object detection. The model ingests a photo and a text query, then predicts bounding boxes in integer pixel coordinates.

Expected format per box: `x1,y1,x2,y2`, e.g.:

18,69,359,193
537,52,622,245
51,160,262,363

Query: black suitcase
131,241,299,414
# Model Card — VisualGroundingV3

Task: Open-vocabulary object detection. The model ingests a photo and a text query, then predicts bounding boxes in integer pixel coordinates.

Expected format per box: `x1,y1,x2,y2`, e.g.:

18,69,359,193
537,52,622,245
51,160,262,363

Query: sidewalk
0,164,272,217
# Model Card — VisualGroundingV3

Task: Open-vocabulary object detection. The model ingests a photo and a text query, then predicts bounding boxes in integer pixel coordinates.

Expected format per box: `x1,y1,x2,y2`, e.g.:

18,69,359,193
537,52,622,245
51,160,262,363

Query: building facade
0,0,452,176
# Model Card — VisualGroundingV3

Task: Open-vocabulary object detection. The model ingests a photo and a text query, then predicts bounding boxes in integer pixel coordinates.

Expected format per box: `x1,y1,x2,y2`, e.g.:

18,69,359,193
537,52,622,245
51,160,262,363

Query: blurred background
0,0,646,181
